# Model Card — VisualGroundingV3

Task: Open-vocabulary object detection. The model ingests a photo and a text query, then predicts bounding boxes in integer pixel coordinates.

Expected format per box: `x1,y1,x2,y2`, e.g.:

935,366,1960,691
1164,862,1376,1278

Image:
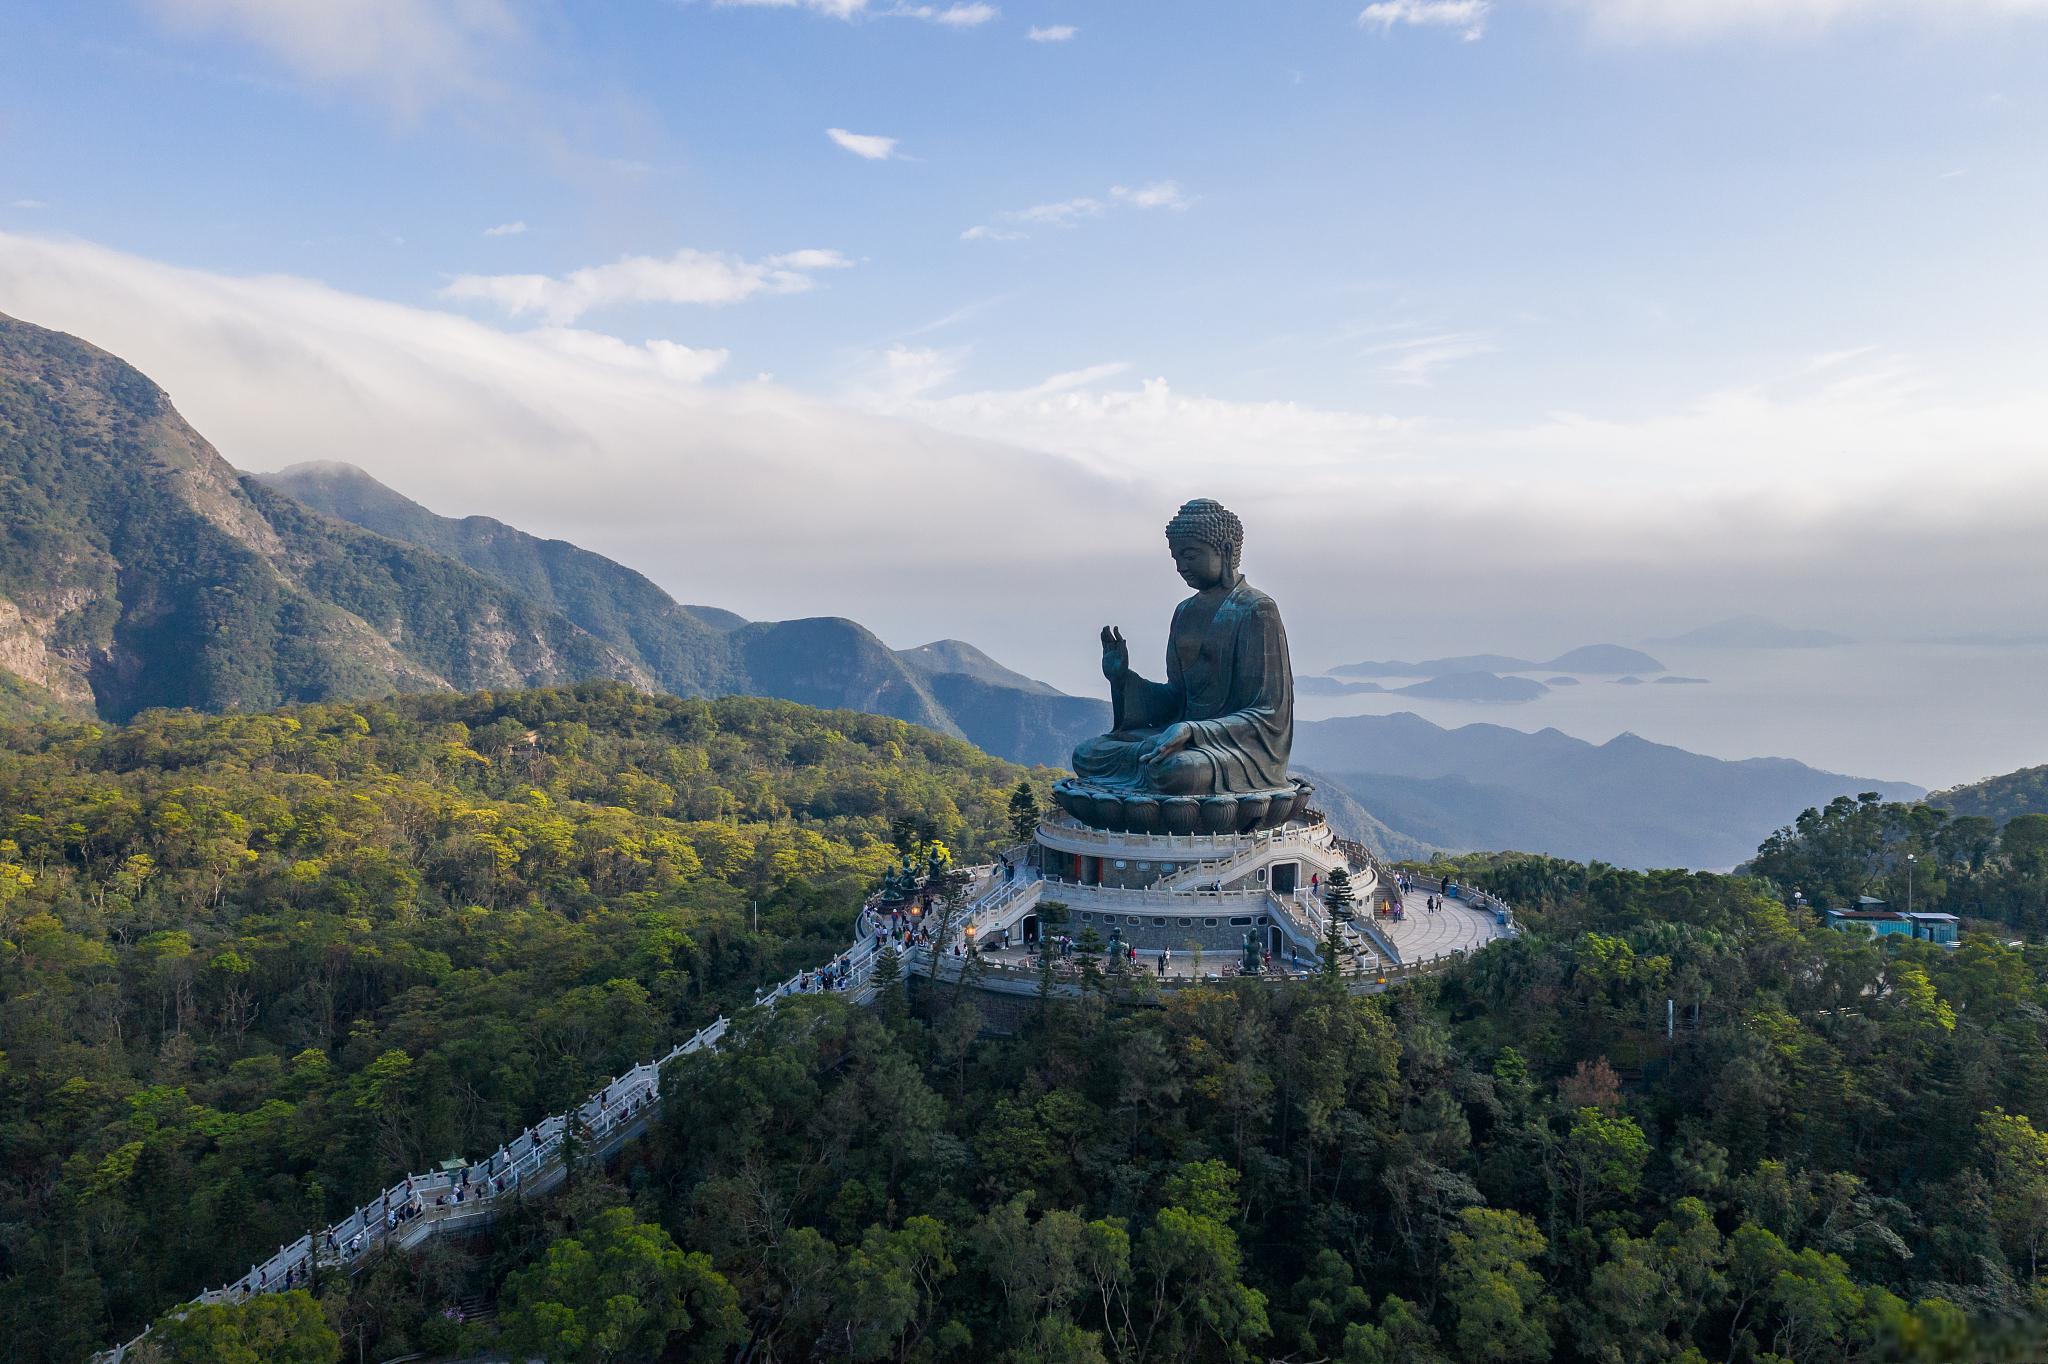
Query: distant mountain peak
1541,643,1665,674
897,638,1063,696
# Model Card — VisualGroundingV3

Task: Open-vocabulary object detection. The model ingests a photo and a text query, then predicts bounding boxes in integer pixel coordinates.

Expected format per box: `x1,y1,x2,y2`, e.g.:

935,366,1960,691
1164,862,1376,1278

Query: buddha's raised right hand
1100,625,1129,681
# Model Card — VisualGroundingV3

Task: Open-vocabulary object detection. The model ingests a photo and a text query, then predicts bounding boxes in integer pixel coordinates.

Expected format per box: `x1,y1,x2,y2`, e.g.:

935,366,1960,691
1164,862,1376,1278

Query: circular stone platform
1050,776,1314,834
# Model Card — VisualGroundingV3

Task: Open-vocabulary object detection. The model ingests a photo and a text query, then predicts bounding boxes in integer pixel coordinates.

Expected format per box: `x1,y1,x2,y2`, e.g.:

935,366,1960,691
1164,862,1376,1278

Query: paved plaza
1379,885,1511,965
961,879,1511,980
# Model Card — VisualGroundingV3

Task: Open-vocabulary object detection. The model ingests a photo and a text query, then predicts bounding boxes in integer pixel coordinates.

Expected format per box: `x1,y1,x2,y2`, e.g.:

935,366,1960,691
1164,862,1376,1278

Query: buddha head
1165,498,1243,590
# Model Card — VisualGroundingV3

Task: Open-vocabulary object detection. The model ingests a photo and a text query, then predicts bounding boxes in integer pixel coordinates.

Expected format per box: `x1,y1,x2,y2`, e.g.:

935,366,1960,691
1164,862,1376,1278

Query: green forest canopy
0,682,1037,1362
12,684,2048,1362
169,851,2048,1364
1750,790,2048,932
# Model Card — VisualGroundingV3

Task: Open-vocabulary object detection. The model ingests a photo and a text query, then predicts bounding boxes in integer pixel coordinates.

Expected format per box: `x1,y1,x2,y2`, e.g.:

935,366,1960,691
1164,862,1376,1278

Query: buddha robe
1070,575,1293,796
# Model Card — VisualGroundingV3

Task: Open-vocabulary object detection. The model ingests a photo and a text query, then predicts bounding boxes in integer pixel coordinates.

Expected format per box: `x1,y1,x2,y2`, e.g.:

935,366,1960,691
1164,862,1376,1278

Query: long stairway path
92,859,1516,1362
88,882,920,1364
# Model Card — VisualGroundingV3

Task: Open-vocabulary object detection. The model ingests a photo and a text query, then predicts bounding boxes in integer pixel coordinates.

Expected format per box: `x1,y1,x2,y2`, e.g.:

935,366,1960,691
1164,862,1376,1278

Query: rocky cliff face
0,312,649,720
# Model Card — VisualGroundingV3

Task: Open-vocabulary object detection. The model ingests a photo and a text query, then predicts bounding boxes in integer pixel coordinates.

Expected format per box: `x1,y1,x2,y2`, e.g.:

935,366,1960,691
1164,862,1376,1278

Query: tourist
1311,872,1320,896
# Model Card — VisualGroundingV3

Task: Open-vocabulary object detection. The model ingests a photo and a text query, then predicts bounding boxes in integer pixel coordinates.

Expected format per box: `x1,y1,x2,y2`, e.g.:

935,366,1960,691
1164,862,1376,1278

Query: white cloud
1111,181,1191,211
1027,24,1076,40
0,231,1132,653
1013,196,1105,226
440,246,852,324
1559,0,2048,40
927,2,998,25
1359,0,1491,40
850,344,969,402
8,230,2048,703
10,199,49,210
826,127,900,160
483,220,528,237
1020,362,1131,395
528,328,731,384
715,0,871,16
713,0,998,24
1359,331,1499,385
141,0,521,115
866,368,1418,481
967,181,1191,241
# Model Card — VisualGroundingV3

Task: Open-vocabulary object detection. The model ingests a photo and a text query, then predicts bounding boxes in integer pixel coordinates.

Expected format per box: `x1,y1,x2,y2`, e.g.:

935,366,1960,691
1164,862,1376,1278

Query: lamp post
963,923,976,956
1907,853,1916,917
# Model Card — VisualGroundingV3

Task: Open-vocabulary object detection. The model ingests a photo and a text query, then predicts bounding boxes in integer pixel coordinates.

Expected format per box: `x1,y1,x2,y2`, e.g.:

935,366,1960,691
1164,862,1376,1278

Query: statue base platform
1050,776,1313,834
1003,811,1368,957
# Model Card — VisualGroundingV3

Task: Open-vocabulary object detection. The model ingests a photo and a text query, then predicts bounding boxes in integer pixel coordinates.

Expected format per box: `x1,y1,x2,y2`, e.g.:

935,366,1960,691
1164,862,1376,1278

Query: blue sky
10,0,2045,411
3,1,2048,726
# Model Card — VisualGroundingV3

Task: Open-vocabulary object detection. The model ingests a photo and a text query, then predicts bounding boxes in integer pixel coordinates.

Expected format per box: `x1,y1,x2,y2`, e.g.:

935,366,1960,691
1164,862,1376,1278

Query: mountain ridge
0,312,655,721
1296,710,1922,869
261,458,1109,765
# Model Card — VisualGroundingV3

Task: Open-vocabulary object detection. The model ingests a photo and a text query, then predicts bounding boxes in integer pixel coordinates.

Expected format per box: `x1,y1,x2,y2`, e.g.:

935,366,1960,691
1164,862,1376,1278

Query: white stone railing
1035,881,1275,909
1150,827,1343,892
1033,816,1333,857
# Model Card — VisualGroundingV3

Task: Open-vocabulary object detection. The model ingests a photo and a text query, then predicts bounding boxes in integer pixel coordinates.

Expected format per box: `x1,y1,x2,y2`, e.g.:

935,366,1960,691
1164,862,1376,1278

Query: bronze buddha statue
1057,499,1307,833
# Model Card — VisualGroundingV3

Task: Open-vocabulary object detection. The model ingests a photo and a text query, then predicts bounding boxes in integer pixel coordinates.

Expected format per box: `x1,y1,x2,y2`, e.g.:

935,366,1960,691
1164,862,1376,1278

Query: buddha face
1170,537,1230,590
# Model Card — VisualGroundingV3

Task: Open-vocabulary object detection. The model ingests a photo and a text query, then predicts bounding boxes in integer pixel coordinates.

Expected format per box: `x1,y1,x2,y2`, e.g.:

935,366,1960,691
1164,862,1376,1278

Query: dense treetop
0,682,1037,1362
1750,790,2048,932
248,848,2048,1363
14,678,2048,1363
1933,764,2048,828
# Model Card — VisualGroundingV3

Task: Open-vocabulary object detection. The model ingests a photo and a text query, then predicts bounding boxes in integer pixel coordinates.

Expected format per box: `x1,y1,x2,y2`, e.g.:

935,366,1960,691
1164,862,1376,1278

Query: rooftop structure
1824,906,1961,946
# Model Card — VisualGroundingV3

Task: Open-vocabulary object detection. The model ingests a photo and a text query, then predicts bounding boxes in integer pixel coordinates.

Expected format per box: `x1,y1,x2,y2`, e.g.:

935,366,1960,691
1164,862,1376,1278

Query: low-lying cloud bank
2,230,2045,691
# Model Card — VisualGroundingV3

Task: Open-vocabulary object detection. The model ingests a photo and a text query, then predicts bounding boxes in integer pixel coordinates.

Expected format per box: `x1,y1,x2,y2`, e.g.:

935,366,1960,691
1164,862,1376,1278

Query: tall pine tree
1008,779,1042,842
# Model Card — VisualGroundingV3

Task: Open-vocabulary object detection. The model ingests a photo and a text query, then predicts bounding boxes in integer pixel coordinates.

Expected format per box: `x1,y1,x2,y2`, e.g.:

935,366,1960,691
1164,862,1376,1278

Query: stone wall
1059,905,1282,955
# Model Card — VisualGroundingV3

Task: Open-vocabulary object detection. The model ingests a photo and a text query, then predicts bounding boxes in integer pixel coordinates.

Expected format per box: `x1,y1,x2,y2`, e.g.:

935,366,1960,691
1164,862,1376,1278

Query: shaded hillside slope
0,313,648,721
264,459,1110,762
1299,710,1921,869
1934,762,2048,824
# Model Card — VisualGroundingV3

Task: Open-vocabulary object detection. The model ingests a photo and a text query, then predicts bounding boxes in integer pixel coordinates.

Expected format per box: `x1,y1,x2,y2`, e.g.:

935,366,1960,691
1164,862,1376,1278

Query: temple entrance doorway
1021,914,1039,945
1271,861,1298,895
